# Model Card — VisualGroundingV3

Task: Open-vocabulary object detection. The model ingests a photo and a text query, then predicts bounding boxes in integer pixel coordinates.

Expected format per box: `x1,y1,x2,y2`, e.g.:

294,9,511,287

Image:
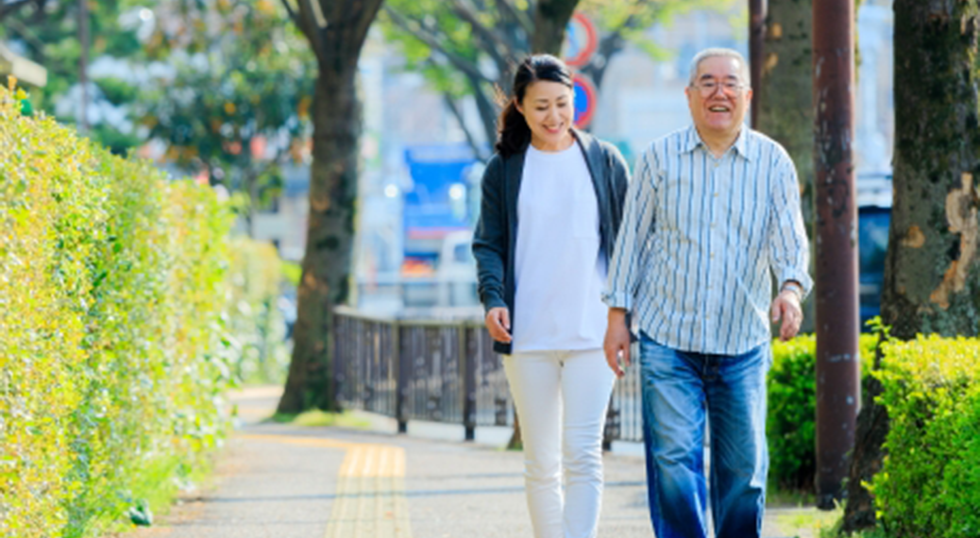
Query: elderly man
602,48,812,538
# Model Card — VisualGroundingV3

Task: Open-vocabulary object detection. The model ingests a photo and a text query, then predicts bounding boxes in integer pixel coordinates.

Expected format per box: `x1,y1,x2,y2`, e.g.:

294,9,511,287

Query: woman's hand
485,307,512,343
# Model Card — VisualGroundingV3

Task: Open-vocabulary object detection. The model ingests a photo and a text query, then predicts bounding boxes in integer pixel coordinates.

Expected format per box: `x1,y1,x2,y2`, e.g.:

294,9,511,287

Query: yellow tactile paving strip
240,434,413,538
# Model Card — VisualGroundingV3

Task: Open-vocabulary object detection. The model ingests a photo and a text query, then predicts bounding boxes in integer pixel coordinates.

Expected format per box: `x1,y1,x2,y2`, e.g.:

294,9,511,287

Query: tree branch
3,15,47,56
582,4,661,91
384,6,494,85
442,93,488,162
448,0,517,63
465,71,500,152
531,0,578,53
494,0,533,36
585,31,625,90
293,0,326,64
279,0,299,26
345,0,385,58
0,0,36,22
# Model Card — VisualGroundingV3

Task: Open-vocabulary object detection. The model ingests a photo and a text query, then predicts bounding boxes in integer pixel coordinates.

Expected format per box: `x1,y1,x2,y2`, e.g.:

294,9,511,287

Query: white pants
503,349,617,538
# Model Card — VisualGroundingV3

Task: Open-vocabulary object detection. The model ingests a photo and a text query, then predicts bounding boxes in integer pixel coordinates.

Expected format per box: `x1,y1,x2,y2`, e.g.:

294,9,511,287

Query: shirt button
714,192,719,197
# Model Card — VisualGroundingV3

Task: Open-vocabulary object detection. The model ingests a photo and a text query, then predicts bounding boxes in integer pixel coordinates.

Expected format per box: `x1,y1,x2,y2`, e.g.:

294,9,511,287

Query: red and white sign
563,13,598,67
573,74,597,128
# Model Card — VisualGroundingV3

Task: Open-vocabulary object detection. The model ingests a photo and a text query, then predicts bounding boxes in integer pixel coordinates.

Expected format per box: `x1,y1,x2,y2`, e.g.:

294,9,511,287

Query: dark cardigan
471,129,631,354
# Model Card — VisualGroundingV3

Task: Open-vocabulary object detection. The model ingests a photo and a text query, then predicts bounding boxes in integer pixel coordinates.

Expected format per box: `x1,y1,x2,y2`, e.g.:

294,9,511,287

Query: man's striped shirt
603,125,813,355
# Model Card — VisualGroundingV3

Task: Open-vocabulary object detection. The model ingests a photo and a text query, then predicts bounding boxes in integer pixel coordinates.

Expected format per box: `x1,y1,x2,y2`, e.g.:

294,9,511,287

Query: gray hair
687,48,750,87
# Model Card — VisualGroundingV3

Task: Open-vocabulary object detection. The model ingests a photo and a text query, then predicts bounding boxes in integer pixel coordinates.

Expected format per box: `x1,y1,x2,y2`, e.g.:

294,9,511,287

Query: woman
472,54,630,538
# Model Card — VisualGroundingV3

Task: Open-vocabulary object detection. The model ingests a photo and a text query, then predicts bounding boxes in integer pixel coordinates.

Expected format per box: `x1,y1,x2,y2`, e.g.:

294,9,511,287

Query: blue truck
399,144,481,308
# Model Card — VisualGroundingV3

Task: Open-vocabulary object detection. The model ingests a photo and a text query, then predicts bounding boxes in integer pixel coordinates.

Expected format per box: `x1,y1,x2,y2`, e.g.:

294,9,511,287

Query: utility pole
812,0,859,509
749,0,766,126
78,0,89,134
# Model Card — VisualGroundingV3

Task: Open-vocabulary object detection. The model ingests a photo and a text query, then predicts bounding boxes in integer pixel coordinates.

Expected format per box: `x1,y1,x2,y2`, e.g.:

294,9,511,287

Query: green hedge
0,84,266,536
226,238,290,384
768,334,878,491
871,335,980,538
768,332,980,538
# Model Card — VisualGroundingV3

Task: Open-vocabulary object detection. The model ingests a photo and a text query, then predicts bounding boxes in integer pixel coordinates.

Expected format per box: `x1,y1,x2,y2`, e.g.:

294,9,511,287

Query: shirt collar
682,124,752,161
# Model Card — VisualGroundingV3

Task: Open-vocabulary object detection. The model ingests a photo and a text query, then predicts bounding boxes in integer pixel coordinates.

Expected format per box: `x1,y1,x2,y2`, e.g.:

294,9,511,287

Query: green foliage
226,239,290,384
281,260,302,287
579,0,734,56
768,331,980,537
0,83,277,537
819,518,889,538
381,0,486,99
137,0,315,213
3,0,314,184
0,0,148,152
870,335,980,538
94,76,139,107
767,334,878,492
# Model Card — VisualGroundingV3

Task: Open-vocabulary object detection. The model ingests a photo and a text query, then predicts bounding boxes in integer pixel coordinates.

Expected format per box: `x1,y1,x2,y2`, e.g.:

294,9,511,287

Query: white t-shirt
511,143,608,353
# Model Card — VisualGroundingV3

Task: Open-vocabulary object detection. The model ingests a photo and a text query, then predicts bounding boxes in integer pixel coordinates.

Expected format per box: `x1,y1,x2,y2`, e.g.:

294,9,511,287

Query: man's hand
485,307,512,343
770,288,803,341
604,308,631,378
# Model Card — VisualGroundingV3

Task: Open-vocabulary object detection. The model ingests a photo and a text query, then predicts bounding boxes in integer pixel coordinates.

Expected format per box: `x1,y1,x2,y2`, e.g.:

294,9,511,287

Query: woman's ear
513,98,524,116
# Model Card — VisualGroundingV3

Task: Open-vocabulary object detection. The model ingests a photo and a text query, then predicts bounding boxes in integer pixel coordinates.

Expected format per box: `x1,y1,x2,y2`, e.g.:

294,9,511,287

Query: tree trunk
531,0,580,54
581,31,625,92
755,0,816,335
277,0,383,414
843,1,980,531
755,4,814,215
756,0,814,233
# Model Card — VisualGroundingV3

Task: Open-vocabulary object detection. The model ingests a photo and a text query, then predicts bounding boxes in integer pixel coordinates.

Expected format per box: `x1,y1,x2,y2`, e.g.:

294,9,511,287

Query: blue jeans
639,333,769,538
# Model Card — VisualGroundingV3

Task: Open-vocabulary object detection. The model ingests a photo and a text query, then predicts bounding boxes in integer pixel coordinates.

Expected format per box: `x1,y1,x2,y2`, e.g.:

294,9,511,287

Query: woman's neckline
528,137,577,155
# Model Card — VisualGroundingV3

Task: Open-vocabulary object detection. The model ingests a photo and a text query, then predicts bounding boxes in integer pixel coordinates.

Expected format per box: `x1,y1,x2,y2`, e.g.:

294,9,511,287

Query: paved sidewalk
121,387,823,538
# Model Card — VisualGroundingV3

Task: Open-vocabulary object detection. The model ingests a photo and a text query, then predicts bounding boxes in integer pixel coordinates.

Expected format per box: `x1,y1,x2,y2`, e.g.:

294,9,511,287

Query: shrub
0,82,278,536
767,334,878,492
226,239,289,384
871,335,980,538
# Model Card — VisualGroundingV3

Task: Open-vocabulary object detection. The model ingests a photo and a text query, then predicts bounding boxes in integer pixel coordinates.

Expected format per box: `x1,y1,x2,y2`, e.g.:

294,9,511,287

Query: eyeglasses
691,79,747,97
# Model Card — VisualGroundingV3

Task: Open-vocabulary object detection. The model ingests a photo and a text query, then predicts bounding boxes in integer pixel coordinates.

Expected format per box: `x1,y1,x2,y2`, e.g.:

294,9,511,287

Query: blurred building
250,163,310,262
0,42,47,88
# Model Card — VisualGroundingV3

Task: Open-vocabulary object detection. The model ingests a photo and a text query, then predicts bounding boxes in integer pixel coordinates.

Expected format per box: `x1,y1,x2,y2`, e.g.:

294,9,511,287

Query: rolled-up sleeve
472,156,508,313
768,156,813,299
603,149,657,311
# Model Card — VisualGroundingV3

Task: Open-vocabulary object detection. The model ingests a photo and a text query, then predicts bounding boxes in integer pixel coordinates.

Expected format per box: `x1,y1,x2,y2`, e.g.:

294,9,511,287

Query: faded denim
639,333,769,538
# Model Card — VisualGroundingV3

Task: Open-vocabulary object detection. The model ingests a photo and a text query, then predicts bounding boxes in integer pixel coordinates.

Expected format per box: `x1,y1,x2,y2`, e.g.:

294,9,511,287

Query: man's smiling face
686,55,752,137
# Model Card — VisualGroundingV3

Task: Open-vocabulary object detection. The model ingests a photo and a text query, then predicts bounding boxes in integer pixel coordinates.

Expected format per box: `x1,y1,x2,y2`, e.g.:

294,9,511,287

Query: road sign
563,13,598,67
573,74,597,128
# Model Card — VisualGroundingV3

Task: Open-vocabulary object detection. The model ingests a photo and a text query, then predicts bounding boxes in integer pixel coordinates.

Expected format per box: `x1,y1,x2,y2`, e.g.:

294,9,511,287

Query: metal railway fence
333,307,644,444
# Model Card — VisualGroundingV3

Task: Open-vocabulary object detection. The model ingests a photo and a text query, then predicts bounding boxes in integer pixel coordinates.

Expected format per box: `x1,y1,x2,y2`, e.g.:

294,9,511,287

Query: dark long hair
495,54,574,158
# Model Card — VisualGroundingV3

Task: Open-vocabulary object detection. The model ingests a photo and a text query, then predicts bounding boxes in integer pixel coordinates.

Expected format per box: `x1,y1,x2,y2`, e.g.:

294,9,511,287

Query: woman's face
517,80,574,151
